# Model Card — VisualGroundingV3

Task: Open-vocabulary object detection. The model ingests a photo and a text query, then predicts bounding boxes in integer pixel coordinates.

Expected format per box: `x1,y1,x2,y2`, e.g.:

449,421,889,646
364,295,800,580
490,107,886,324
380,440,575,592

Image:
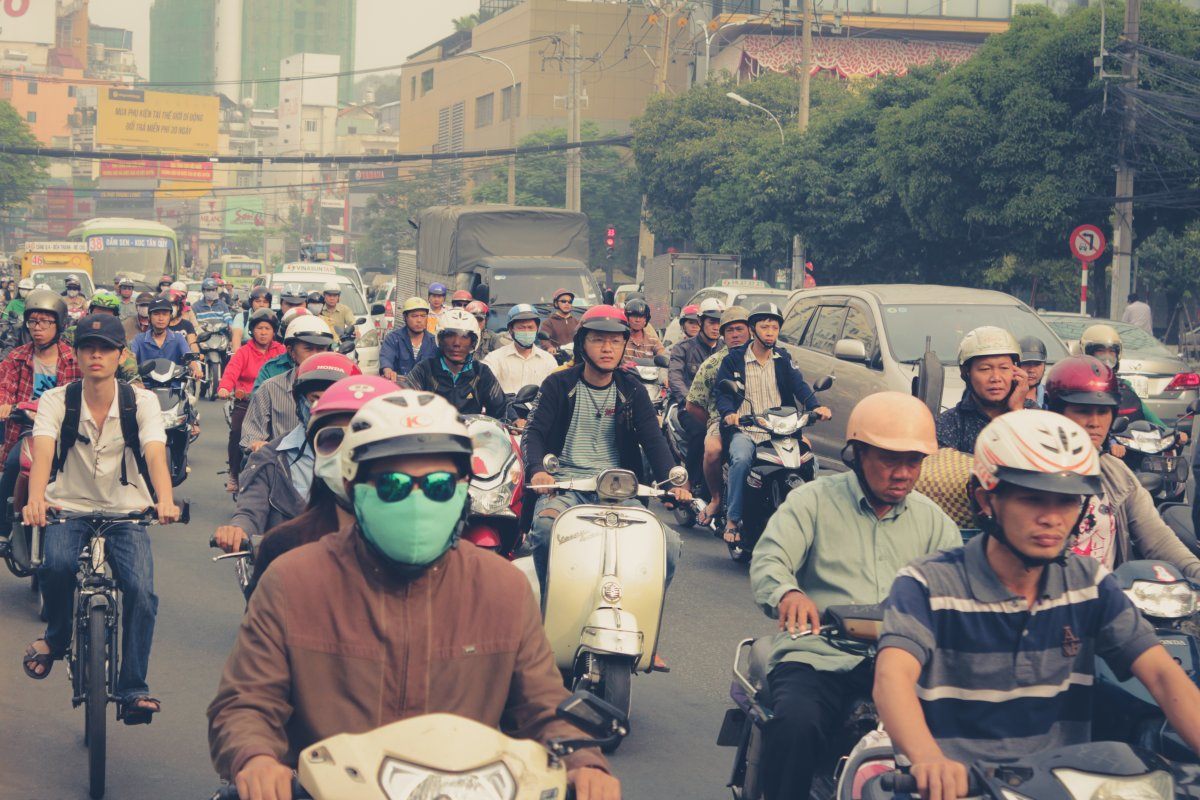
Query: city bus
68,218,181,289
215,254,264,291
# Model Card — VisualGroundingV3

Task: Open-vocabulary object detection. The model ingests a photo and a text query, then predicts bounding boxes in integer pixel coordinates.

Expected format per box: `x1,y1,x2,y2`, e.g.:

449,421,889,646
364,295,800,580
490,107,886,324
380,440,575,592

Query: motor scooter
627,355,669,415
1093,559,1200,763
138,357,196,486
211,690,628,800
540,460,688,750
462,413,526,559
1113,418,1189,506
718,604,892,800
661,401,715,530
196,320,230,400
719,375,834,563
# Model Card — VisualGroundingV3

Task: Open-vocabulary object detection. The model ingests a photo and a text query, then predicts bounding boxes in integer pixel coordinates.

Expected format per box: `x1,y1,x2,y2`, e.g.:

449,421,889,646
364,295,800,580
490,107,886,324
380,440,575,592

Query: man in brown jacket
539,288,580,348
208,390,618,800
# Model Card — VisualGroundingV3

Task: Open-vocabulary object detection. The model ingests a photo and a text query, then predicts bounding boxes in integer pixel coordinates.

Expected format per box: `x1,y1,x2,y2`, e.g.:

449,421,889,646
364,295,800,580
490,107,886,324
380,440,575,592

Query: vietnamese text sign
96,89,219,155
225,197,266,232
100,159,214,182
0,0,55,45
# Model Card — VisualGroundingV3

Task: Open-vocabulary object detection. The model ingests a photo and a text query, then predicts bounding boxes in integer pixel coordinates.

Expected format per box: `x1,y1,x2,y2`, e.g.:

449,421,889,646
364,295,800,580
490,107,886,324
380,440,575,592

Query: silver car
1040,313,1198,422
778,285,1069,471
661,282,796,347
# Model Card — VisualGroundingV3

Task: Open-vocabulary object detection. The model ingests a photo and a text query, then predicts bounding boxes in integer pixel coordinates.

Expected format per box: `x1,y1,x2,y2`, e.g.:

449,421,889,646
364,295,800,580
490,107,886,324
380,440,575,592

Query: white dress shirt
482,343,557,394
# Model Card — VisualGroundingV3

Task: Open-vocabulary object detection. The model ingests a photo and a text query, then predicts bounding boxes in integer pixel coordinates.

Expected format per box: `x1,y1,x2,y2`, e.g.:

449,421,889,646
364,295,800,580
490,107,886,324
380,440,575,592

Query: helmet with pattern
698,297,726,322
292,352,361,404
87,291,121,314
506,303,539,329
436,308,480,344
284,314,334,349
465,300,489,320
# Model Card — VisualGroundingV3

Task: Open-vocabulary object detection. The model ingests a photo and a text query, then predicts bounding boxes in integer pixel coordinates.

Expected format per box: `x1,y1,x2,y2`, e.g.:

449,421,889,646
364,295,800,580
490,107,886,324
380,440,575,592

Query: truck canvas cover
416,205,590,274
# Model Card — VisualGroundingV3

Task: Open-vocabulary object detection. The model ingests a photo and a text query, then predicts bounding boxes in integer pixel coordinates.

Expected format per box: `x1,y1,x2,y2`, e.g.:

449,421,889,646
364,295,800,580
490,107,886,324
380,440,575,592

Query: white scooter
539,458,688,752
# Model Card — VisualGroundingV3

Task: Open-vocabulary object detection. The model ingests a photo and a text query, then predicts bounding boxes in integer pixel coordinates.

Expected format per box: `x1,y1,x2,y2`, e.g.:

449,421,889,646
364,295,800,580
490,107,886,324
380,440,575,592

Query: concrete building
149,0,216,93
88,24,138,83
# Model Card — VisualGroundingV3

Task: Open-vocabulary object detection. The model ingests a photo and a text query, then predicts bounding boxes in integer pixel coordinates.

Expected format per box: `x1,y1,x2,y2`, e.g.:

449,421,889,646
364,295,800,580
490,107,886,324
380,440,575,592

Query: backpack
51,380,157,502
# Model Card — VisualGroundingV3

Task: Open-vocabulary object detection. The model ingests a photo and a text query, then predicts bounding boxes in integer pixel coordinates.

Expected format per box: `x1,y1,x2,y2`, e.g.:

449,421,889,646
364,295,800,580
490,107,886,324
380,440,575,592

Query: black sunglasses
369,470,461,503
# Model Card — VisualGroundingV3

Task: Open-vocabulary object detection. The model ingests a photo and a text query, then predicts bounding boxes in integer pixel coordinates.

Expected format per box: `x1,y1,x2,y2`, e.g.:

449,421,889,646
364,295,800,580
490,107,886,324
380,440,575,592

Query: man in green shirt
748,391,959,800
4,277,32,319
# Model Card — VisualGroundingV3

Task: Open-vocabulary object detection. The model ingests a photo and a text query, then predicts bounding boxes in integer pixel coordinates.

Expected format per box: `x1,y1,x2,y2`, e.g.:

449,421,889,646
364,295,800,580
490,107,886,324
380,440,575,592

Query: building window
501,83,522,120
27,81,36,94
420,68,434,95
304,119,318,133
410,76,417,100
26,111,35,123
67,85,75,97
2,78,12,91
475,93,494,128
347,125,357,134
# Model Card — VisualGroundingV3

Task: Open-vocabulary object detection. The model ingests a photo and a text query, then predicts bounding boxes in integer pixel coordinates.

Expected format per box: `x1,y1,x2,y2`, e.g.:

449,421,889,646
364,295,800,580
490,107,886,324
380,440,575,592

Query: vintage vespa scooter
538,457,688,752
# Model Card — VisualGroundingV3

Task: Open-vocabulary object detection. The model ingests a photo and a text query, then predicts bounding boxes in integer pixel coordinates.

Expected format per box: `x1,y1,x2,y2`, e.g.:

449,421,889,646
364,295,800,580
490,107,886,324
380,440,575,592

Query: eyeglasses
312,425,345,457
369,470,460,503
26,318,56,328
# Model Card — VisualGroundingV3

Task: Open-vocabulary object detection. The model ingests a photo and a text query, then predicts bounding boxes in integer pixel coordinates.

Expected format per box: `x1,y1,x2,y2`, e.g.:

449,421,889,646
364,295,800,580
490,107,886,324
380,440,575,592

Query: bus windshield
222,262,261,278
86,235,175,285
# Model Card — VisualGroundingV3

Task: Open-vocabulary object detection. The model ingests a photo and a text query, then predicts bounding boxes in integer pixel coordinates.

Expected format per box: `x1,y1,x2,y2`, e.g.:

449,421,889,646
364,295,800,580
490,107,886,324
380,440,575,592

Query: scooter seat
746,637,775,691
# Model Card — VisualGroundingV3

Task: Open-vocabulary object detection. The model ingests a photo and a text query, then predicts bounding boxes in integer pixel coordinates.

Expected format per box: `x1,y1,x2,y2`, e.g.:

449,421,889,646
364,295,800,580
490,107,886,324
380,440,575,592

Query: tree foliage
0,101,45,214
355,168,463,269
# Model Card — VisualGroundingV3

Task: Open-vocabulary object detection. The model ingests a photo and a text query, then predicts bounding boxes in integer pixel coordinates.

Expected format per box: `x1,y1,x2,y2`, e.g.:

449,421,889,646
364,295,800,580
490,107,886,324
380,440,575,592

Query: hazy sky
89,0,480,76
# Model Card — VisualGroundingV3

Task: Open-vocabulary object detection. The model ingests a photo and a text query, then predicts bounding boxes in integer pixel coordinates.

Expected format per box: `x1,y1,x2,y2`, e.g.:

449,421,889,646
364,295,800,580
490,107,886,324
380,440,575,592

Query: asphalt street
0,396,770,800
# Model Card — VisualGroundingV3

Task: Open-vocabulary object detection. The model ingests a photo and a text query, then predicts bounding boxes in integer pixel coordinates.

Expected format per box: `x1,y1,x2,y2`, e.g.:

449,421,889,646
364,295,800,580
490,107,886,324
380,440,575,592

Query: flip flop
722,527,741,545
22,640,58,680
119,696,162,726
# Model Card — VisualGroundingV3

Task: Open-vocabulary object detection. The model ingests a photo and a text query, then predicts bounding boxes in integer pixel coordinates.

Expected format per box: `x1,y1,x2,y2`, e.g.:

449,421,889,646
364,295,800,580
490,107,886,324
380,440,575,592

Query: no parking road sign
1069,224,1107,315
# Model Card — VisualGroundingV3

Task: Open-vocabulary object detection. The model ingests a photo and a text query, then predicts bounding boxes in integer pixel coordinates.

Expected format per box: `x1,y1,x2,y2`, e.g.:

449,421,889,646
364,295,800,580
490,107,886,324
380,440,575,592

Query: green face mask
353,480,468,567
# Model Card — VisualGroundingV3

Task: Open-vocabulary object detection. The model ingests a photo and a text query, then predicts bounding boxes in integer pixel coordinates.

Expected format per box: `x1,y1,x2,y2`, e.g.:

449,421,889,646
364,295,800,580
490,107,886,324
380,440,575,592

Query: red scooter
462,414,526,558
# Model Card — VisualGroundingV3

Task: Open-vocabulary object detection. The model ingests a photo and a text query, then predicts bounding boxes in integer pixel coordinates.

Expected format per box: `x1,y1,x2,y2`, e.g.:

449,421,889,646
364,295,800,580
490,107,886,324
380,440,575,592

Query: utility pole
565,24,582,213
798,0,813,131
1110,0,1141,319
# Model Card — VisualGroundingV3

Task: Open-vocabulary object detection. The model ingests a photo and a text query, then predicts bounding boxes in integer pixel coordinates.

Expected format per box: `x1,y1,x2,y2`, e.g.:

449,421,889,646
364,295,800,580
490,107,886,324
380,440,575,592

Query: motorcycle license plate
1142,455,1177,474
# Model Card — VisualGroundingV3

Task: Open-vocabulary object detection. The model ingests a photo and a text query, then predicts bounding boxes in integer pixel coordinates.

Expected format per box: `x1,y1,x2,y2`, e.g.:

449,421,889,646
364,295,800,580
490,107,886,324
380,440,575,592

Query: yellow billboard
96,89,219,155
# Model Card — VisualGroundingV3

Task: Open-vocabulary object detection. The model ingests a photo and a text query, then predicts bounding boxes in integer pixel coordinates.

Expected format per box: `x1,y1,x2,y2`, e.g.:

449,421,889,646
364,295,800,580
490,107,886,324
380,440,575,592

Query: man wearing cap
319,282,357,333
21,313,181,724
426,282,448,334
380,297,438,381
539,288,579,348
117,278,138,320
936,326,1029,454
1018,336,1048,408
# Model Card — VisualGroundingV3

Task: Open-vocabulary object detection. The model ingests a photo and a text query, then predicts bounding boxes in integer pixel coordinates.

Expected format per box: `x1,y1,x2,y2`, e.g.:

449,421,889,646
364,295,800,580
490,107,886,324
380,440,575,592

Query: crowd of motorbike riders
5,270,1200,800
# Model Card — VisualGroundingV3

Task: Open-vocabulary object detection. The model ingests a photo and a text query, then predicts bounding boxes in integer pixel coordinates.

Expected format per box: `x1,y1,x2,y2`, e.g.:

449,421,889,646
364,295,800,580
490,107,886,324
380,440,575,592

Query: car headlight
596,469,638,501
358,327,380,348
378,758,517,800
1124,579,1197,619
1053,768,1173,800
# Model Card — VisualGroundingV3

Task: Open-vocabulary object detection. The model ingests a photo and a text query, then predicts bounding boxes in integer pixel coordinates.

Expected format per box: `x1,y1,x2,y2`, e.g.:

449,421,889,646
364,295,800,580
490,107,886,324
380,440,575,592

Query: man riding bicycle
20,313,181,724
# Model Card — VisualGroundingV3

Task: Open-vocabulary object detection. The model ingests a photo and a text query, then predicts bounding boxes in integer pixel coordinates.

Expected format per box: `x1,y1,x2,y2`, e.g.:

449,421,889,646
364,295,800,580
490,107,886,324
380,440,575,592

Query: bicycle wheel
86,604,107,799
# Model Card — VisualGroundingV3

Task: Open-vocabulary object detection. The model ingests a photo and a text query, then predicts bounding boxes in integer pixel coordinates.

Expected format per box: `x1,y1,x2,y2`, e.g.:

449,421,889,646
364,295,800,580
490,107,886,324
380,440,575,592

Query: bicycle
31,503,189,799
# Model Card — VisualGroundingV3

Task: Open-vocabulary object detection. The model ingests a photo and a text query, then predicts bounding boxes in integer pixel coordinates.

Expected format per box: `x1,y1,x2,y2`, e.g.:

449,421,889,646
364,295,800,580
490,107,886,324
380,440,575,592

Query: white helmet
437,308,480,342
284,314,334,347
958,326,1020,367
323,281,341,294
279,306,309,331
698,297,726,321
339,391,474,484
17,277,34,291
170,280,187,292
973,409,1101,496
35,283,50,291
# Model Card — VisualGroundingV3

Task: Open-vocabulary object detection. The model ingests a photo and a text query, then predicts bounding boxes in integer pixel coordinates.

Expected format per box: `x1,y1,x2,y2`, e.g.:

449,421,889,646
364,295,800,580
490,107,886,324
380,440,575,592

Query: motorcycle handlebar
211,780,310,800
878,772,981,795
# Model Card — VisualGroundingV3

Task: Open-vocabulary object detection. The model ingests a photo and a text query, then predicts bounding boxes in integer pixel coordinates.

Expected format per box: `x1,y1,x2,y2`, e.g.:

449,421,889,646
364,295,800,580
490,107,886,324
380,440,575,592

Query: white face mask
314,449,348,503
67,288,79,297
203,290,218,301
308,302,324,315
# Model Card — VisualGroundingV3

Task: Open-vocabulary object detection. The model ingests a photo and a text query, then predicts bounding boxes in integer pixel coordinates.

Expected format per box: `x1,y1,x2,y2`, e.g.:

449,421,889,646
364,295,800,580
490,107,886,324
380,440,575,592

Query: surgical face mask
314,449,348,503
513,330,538,348
308,302,324,315
203,290,218,301
353,476,467,567
18,288,28,298
67,288,79,297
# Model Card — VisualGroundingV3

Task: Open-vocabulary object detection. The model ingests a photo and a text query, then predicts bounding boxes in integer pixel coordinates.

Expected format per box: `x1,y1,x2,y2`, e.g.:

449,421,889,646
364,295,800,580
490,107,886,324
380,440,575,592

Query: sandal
22,639,59,680
652,653,671,673
723,525,741,545
119,695,162,726
697,500,721,527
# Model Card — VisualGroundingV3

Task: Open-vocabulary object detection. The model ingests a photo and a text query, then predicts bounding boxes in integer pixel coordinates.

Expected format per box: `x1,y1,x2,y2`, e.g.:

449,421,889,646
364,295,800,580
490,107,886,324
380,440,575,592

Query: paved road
0,398,770,799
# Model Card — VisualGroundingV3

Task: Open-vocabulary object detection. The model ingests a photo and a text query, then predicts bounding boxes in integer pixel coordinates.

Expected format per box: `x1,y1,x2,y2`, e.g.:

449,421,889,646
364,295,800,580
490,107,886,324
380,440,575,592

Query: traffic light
605,225,616,258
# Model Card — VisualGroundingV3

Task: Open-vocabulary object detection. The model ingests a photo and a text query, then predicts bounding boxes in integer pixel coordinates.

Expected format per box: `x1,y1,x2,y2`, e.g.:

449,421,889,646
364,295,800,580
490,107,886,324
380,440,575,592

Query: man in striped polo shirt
875,410,1200,800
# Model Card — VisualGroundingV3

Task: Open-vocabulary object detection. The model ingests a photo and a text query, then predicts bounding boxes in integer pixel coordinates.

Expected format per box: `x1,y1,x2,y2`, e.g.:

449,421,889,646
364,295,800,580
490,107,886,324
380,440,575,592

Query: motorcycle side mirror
542,454,560,475
1111,416,1130,435
666,465,688,487
513,384,538,405
653,353,670,368
813,374,835,392
556,690,629,741
1189,399,1200,416
370,303,386,316
537,330,552,341
1175,416,1192,433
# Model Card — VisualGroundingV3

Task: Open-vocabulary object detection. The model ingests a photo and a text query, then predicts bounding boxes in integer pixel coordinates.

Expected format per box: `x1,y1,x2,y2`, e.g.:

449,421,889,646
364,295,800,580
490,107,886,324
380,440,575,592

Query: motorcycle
211,690,628,800
866,740,1200,800
628,354,669,415
1113,418,1189,506
1094,559,1200,763
138,357,196,486
718,604,892,800
2,401,44,616
719,375,834,563
661,401,713,530
461,413,526,559
196,320,231,400
540,459,689,750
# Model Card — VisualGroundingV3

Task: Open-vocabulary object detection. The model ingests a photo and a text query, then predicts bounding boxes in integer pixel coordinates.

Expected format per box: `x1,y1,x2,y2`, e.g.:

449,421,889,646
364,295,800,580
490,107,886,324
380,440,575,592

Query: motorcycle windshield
466,417,513,480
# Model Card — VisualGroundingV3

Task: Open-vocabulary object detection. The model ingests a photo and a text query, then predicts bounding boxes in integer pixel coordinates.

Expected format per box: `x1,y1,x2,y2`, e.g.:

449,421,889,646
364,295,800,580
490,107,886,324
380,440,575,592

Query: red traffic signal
605,226,616,248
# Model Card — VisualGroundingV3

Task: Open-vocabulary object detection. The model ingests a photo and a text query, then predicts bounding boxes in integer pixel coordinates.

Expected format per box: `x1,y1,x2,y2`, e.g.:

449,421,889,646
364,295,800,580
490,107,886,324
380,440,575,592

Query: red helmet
451,289,474,304
1044,355,1119,411
680,304,701,323
553,288,575,303
158,275,172,286
578,304,629,335
309,375,400,431
292,352,361,400
465,300,489,319
209,271,220,280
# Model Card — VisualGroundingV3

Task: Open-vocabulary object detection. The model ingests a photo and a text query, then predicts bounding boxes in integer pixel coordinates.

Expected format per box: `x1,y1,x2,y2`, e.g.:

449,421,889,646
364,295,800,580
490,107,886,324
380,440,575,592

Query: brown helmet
845,391,937,455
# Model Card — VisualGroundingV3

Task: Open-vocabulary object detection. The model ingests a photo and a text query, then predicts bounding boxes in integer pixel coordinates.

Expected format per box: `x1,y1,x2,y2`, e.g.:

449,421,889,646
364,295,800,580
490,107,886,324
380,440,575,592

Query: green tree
473,122,643,268
1136,221,1200,321
356,167,462,269
0,101,46,218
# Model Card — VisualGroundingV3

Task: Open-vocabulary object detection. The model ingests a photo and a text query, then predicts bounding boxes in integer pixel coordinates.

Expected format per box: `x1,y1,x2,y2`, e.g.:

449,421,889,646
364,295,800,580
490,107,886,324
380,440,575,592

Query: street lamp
468,51,518,205
726,92,785,145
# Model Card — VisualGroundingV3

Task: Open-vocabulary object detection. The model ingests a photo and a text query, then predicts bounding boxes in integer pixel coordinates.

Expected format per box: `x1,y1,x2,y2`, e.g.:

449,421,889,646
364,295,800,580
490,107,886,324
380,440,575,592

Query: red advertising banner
100,159,158,179
99,159,213,182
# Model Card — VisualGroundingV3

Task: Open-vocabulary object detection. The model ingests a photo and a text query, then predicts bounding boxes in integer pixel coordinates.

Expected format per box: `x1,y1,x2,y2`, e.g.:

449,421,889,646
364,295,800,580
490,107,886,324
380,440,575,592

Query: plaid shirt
0,341,80,458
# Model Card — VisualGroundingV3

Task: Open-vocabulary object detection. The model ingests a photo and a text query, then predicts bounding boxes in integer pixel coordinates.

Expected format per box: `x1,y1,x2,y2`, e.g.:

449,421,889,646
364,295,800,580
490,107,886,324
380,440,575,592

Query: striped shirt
740,349,782,443
880,534,1159,764
558,380,620,479
240,369,299,449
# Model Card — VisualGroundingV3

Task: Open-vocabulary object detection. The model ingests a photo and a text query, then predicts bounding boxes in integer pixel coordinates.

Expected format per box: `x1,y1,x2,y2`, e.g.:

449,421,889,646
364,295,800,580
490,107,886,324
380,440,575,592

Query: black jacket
404,356,509,418
522,364,677,485
668,334,720,405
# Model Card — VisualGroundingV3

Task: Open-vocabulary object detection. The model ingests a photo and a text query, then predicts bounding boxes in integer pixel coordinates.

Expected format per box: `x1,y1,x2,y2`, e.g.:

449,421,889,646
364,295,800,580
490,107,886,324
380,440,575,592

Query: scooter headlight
770,415,801,436
1123,579,1197,619
358,327,380,348
378,758,517,800
596,469,638,501
1052,768,1173,800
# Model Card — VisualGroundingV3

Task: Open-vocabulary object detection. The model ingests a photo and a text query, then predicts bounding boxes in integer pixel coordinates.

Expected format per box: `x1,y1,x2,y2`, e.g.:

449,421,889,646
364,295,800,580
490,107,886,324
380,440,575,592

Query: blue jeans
0,442,20,538
529,489,681,589
727,433,757,526
39,520,158,700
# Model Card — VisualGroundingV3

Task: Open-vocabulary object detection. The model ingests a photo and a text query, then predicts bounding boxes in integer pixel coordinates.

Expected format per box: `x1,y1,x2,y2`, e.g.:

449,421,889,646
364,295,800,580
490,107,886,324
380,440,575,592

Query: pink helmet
309,375,402,431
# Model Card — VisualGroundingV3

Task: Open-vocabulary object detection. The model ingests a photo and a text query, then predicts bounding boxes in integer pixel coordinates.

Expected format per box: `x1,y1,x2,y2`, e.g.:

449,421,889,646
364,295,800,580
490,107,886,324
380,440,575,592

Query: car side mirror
653,353,670,368
813,375,835,392
513,384,538,404
1111,416,1130,435
542,454,560,475
370,303,386,316
833,338,867,363
474,283,491,305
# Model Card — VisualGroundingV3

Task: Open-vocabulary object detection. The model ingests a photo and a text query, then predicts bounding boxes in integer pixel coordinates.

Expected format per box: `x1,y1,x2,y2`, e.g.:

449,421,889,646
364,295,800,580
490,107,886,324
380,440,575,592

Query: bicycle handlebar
48,500,190,526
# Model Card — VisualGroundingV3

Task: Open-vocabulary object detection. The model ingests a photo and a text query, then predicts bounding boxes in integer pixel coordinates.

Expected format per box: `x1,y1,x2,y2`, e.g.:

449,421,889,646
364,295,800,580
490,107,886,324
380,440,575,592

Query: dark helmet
147,294,175,315
1044,355,1120,412
134,291,155,305
306,291,324,305
748,302,784,328
624,298,651,323
201,277,219,291
1018,336,1048,364
280,284,306,305
248,307,279,332
22,289,67,331
249,286,272,304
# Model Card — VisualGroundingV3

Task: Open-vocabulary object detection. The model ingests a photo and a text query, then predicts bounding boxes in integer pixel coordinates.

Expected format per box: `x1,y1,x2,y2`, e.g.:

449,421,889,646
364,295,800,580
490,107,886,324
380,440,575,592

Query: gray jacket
1101,454,1200,580
229,437,306,538
668,334,720,406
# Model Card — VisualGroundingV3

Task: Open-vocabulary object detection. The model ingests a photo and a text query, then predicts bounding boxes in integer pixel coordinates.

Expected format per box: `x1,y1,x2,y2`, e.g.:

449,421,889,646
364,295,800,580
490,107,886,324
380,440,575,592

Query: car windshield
1043,317,1171,357
734,291,790,310
274,280,366,314
487,270,599,307
881,303,1069,364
